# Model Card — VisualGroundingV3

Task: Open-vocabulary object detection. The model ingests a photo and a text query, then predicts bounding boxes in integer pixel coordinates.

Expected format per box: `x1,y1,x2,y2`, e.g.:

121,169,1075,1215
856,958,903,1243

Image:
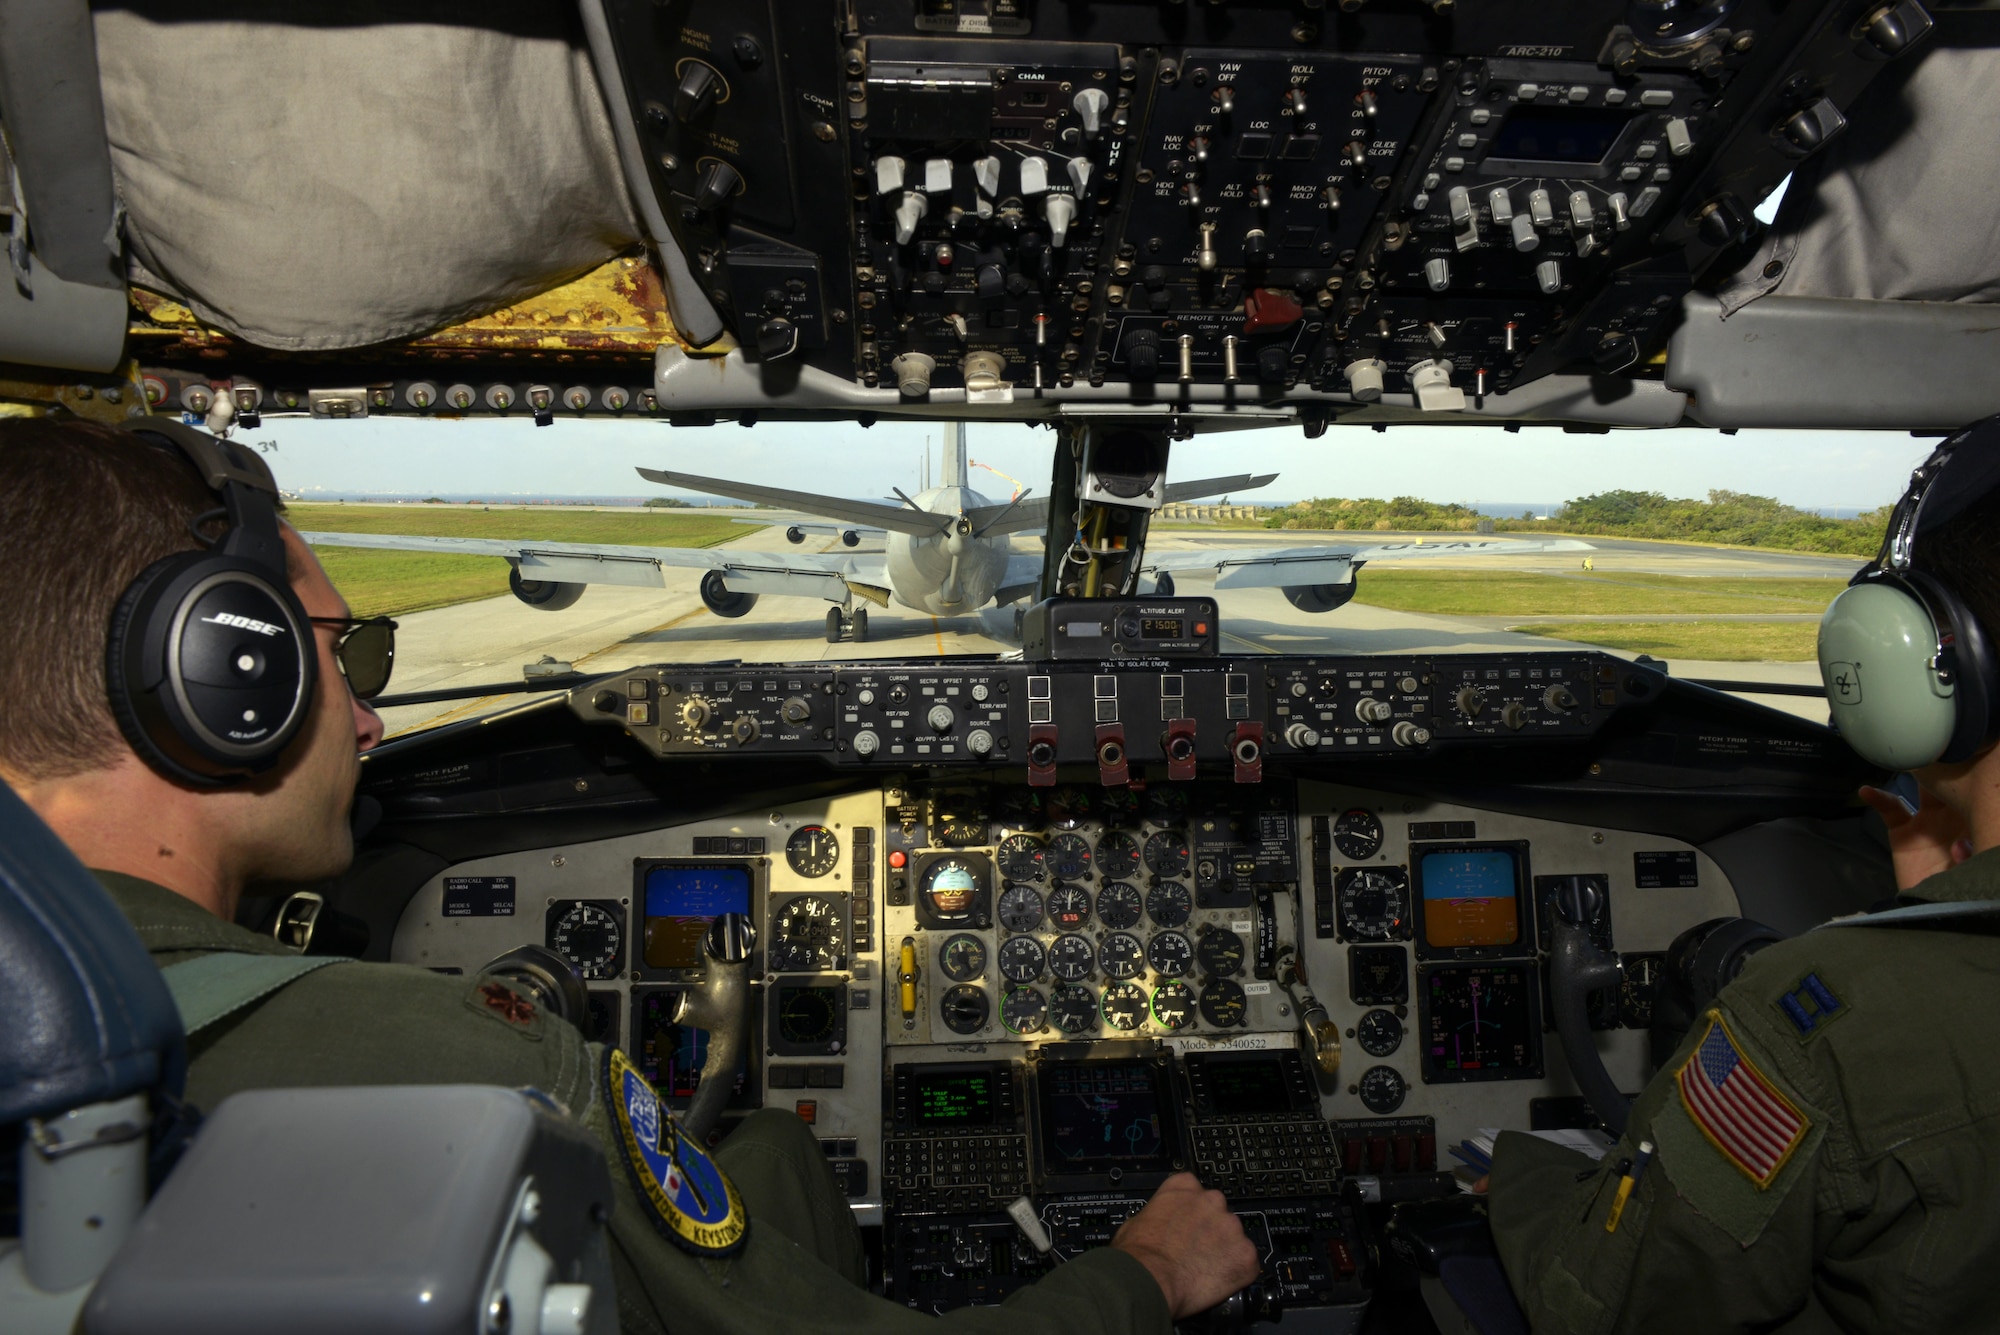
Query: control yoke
1546,880,1631,1138
675,913,756,1142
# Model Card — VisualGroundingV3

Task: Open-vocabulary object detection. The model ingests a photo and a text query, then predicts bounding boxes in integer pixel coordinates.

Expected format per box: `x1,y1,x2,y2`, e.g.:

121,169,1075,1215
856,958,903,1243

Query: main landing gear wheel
826,608,871,643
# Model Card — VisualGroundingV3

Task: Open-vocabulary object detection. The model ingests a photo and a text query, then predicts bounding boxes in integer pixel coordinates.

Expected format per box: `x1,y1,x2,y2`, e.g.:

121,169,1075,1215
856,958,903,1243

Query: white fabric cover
94,2,642,350
1719,43,2000,315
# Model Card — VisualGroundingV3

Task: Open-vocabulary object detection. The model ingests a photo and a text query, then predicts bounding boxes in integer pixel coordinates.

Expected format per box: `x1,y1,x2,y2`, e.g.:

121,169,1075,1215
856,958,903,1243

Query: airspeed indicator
546,901,624,980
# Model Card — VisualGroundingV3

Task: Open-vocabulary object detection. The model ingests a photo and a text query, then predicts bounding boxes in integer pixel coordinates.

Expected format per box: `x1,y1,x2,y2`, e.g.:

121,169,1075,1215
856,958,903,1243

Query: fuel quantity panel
389,790,891,1218
601,0,1915,406
1294,780,1740,1164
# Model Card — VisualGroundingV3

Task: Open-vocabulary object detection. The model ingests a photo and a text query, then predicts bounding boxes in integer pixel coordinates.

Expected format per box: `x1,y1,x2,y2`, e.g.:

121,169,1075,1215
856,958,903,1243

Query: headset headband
118,419,288,577
1870,418,2000,578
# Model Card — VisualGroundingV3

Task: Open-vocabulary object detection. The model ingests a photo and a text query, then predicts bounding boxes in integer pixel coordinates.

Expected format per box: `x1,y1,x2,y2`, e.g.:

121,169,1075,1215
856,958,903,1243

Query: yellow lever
898,939,919,1019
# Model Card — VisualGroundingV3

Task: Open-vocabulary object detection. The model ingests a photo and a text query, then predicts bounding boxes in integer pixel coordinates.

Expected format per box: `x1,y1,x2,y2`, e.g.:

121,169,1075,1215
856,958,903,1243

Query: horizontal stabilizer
1161,472,1279,504
637,467,954,538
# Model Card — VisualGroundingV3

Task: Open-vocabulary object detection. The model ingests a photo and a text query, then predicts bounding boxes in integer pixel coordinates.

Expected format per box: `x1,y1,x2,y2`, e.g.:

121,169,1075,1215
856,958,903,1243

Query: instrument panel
387,766,1740,1249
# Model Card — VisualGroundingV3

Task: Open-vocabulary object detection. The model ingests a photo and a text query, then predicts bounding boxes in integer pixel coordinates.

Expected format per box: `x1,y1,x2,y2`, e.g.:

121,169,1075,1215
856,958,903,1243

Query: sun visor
94,3,642,351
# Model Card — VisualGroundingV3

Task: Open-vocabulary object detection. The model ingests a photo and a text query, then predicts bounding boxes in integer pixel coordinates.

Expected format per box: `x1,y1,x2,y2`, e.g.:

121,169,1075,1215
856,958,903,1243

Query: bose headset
105,420,317,786
1819,416,2000,772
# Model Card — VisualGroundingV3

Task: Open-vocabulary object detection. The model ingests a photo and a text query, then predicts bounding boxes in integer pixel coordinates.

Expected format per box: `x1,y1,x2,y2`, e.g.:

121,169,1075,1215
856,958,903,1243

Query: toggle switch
893,192,928,244
1073,87,1110,137
1448,186,1473,227
693,159,742,211
1044,193,1076,247
874,156,906,195
1424,257,1451,292
1528,188,1554,226
1608,192,1630,231
923,158,953,194
973,156,1002,197
1569,190,1594,233
1066,156,1094,193
1487,187,1513,223
1019,156,1049,194
1536,258,1563,294
1511,213,1539,252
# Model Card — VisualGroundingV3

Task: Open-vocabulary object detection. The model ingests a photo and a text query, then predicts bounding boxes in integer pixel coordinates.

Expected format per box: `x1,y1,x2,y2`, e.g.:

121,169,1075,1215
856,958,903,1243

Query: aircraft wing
993,551,1048,606
298,531,888,604
1148,537,1596,589
963,472,1278,537
733,518,887,539
637,466,954,538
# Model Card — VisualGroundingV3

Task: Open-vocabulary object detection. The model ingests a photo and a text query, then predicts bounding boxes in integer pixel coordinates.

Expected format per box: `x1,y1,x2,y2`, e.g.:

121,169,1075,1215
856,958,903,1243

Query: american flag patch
1676,1014,1809,1188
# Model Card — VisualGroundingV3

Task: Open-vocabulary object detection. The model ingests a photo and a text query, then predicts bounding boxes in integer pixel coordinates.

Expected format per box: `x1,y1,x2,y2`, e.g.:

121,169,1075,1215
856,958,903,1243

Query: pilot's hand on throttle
1111,1172,1262,1320
1860,783,1972,891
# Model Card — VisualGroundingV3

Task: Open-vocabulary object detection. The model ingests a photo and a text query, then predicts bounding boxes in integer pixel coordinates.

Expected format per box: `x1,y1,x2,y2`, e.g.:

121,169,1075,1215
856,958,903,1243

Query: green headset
1818,418,2000,771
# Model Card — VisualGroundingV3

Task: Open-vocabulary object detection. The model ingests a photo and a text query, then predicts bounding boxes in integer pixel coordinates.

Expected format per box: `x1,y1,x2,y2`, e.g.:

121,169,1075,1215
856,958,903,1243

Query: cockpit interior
4,0,1991,1330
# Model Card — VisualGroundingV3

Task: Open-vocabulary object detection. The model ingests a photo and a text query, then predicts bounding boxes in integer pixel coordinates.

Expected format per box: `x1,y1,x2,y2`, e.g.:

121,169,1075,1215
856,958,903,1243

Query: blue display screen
643,865,752,968
1420,848,1521,948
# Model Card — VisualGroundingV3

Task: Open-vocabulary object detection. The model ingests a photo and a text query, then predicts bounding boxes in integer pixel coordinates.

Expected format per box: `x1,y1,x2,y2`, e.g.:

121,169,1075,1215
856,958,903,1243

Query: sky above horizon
244,415,1934,512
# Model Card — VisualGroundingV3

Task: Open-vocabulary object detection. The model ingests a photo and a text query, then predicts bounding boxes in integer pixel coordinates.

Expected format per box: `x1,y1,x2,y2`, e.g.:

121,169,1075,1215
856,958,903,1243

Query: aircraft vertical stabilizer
943,421,969,490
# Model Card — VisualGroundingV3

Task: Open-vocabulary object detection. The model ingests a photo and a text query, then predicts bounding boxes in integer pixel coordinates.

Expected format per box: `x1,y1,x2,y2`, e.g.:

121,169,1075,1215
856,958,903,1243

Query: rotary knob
967,729,994,756
927,704,956,732
731,714,760,744
1354,697,1392,724
1543,684,1577,713
1454,687,1485,718
679,697,711,729
781,696,812,725
1501,701,1528,731
853,730,881,757
1284,721,1321,749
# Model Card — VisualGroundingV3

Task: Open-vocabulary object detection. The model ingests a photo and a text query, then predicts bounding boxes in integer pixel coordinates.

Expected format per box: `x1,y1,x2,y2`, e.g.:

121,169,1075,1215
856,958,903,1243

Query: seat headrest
0,781,186,1124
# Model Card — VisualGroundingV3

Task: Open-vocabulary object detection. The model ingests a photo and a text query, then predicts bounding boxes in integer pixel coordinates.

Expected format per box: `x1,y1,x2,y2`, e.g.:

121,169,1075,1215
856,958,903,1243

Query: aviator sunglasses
308,616,398,700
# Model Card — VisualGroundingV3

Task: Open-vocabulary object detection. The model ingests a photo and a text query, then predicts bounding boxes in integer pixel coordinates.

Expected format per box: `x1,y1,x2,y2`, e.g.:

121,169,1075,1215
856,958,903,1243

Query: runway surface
370,523,1838,739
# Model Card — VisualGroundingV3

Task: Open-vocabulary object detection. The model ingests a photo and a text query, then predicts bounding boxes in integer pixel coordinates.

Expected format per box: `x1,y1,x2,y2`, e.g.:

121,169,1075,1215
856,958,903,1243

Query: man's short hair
0,417,290,781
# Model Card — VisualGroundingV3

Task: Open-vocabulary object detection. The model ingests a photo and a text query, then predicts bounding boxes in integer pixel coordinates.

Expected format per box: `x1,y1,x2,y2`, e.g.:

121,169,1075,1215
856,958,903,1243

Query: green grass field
1513,621,1820,661
295,504,744,619
1350,570,1844,617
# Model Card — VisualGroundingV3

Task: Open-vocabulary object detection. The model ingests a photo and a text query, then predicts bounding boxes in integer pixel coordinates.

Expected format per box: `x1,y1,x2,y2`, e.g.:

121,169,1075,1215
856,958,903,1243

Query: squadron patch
1675,1013,1809,1189
603,1047,747,1257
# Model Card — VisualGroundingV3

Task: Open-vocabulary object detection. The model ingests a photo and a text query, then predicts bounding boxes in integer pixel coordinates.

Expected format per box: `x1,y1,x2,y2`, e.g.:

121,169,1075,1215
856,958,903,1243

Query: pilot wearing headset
0,418,1260,1333
1485,418,2000,1333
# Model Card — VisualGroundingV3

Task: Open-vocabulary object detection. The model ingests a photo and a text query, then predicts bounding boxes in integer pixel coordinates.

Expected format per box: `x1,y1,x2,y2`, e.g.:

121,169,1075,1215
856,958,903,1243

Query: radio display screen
641,864,752,969
1200,1055,1290,1116
1039,1061,1175,1175
1487,107,1634,164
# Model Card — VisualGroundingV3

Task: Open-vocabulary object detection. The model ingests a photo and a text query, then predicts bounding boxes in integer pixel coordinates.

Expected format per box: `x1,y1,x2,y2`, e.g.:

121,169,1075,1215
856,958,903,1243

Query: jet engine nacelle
786,525,807,544
700,569,759,618
1282,581,1358,614
509,566,585,611
840,529,861,548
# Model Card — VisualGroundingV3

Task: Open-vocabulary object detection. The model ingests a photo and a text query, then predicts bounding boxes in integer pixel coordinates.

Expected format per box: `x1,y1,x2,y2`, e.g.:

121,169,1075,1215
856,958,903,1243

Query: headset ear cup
106,553,217,785
105,551,317,785
1819,578,1962,772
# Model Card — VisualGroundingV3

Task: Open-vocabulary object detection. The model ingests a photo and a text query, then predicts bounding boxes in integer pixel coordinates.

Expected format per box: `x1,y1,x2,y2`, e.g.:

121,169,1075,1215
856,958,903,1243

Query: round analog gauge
1337,868,1409,941
997,934,1047,983
1144,831,1191,879
1146,787,1191,822
1002,986,1049,1035
1048,933,1097,981
1096,831,1142,880
1199,978,1248,1028
939,984,990,1035
1357,1008,1403,1058
1101,981,1149,1032
1098,932,1145,980
997,789,1045,830
1046,786,1094,829
1095,882,1143,931
1333,809,1385,861
1046,884,1092,930
548,902,622,980
1145,881,1193,928
938,933,987,983
1151,981,1196,1030
1358,1064,1408,1115
769,895,847,972
1050,983,1097,1035
935,811,986,846
1146,931,1194,978
1048,833,1093,880
996,834,1047,883
997,884,1045,932
785,824,840,878
1096,786,1141,826
921,857,984,917
777,987,841,1046
1197,928,1246,978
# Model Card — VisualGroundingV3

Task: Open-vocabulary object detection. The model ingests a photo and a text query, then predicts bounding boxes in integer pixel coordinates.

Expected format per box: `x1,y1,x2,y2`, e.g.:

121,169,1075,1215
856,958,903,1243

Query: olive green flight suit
1489,847,2000,1334
98,873,1169,1335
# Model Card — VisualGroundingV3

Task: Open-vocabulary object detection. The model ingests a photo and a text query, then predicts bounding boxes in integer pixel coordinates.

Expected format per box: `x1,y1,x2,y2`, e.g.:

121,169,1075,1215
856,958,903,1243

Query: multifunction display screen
1200,1056,1290,1116
634,988,746,1102
1039,1061,1174,1175
1420,963,1541,1083
1417,845,1526,950
913,1069,1000,1126
641,863,751,969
